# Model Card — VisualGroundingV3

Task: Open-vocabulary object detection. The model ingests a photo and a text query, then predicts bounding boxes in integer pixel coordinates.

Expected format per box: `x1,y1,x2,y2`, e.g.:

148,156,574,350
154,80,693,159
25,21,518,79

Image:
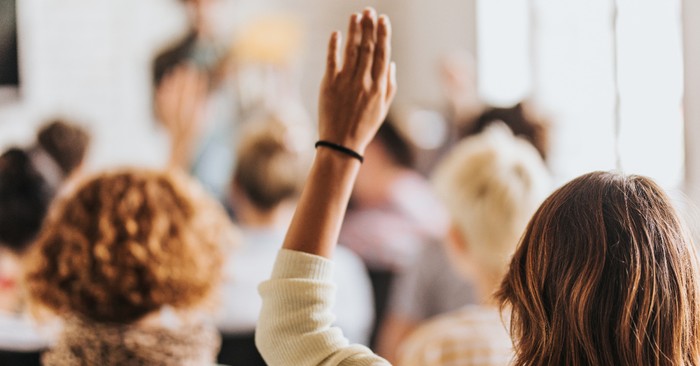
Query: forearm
282,148,361,258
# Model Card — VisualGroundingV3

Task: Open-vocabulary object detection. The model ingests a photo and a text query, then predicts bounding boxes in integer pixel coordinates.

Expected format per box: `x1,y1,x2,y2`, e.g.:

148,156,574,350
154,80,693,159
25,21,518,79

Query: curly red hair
25,169,234,324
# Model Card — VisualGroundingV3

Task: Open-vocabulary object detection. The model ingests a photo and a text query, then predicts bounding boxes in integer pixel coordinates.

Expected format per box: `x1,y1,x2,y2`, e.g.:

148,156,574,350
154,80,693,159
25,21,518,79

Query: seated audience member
339,118,448,346
24,169,236,365
376,241,476,362
439,50,550,161
256,8,700,366
0,149,54,363
33,119,90,184
377,113,549,360
215,116,373,364
0,120,89,364
341,119,448,272
497,171,700,365
396,125,550,365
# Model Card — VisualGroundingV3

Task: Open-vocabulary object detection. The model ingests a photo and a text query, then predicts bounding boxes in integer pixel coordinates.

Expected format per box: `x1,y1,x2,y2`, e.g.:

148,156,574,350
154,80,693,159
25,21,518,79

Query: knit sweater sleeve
256,249,390,366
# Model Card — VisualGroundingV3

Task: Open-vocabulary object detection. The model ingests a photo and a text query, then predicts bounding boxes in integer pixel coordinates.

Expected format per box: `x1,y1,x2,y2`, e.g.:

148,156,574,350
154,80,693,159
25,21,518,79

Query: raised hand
155,65,209,169
318,8,397,155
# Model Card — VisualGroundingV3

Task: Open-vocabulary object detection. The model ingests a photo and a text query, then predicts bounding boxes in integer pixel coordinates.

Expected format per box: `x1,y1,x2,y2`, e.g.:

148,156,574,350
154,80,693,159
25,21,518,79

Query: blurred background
0,0,698,201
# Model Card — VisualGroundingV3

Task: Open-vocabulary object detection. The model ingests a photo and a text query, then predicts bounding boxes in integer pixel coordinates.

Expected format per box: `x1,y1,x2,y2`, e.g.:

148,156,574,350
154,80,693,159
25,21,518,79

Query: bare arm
255,9,396,366
283,8,396,258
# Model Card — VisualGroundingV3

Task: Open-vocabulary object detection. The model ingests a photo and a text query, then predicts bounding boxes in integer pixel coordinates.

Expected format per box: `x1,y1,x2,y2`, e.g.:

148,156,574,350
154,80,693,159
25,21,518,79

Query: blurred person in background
216,114,374,365
0,149,54,366
376,233,476,362
0,119,90,365
33,120,91,188
153,0,237,201
339,118,449,347
154,0,310,203
440,50,549,161
396,125,550,366
376,52,553,359
24,169,236,365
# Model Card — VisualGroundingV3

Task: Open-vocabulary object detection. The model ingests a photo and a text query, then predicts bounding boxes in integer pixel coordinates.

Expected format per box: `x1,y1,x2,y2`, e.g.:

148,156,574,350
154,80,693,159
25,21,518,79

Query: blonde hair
432,124,550,278
233,116,310,211
25,169,235,324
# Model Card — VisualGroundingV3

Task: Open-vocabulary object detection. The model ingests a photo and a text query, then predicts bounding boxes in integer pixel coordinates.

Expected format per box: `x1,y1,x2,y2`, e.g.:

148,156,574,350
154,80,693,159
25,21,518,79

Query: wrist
315,140,364,163
315,145,362,164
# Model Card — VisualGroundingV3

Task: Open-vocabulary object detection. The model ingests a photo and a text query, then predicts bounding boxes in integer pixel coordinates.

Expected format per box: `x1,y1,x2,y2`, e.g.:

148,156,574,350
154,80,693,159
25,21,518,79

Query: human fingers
342,13,361,76
372,15,391,82
354,8,377,81
325,31,341,80
386,62,397,103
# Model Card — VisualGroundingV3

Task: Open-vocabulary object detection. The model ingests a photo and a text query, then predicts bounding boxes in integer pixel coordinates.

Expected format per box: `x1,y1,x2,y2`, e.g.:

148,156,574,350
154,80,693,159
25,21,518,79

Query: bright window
477,0,684,188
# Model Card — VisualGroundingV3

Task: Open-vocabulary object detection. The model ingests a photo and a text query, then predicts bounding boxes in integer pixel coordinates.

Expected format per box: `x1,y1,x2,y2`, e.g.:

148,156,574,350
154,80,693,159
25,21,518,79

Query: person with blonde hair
396,124,550,365
24,169,235,365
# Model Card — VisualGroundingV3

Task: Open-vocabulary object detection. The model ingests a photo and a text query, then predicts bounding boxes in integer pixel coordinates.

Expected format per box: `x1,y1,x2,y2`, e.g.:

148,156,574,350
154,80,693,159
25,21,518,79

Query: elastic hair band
315,140,364,163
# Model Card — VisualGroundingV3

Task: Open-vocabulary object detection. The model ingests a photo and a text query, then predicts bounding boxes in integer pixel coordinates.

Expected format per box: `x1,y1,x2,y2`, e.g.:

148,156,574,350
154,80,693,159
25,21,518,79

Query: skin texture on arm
282,8,396,259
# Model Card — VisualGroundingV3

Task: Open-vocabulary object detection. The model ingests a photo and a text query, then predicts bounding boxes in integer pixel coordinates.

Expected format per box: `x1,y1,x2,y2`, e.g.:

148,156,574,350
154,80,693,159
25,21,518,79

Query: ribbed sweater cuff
271,249,334,281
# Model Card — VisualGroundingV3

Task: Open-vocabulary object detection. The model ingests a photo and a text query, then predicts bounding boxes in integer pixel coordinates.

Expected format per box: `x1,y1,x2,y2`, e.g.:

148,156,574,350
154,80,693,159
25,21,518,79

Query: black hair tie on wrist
315,140,364,163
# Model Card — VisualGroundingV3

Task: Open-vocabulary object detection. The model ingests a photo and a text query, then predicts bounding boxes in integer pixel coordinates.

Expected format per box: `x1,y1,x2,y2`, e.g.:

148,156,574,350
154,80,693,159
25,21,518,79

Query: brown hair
461,103,549,161
498,171,700,365
233,118,308,212
0,148,54,252
25,169,234,324
37,120,90,175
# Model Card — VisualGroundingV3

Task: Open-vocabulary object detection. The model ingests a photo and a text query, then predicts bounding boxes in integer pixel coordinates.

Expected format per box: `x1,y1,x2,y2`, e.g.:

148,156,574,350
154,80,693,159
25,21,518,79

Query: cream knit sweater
256,249,390,366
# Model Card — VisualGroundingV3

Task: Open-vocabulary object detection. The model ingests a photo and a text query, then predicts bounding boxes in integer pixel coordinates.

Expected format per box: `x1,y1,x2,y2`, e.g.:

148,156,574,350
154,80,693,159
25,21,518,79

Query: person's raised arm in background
256,7,396,366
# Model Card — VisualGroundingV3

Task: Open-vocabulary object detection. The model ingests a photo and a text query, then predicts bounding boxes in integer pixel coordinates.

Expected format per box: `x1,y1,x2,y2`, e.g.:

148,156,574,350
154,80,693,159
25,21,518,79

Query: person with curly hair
24,169,236,366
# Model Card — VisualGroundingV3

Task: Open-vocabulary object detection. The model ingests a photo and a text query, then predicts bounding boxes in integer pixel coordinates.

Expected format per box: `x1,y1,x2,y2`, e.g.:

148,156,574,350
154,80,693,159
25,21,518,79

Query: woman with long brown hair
498,172,700,366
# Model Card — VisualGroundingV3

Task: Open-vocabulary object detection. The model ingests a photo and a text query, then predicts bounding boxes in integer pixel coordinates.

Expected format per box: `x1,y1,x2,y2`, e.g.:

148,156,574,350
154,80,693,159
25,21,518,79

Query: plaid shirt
398,306,513,366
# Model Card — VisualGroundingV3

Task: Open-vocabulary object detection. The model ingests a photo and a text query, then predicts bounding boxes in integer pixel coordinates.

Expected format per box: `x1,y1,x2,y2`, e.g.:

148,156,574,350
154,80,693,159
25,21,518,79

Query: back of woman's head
0,148,54,252
432,124,550,279
36,119,90,176
461,103,550,160
233,116,310,212
25,169,234,324
374,117,415,168
498,171,700,366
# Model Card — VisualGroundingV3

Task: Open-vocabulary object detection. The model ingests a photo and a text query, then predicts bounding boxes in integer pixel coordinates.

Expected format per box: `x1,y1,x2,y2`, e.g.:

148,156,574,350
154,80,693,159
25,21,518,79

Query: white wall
684,0,700,205
0,0,188,169
0,0,477,169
